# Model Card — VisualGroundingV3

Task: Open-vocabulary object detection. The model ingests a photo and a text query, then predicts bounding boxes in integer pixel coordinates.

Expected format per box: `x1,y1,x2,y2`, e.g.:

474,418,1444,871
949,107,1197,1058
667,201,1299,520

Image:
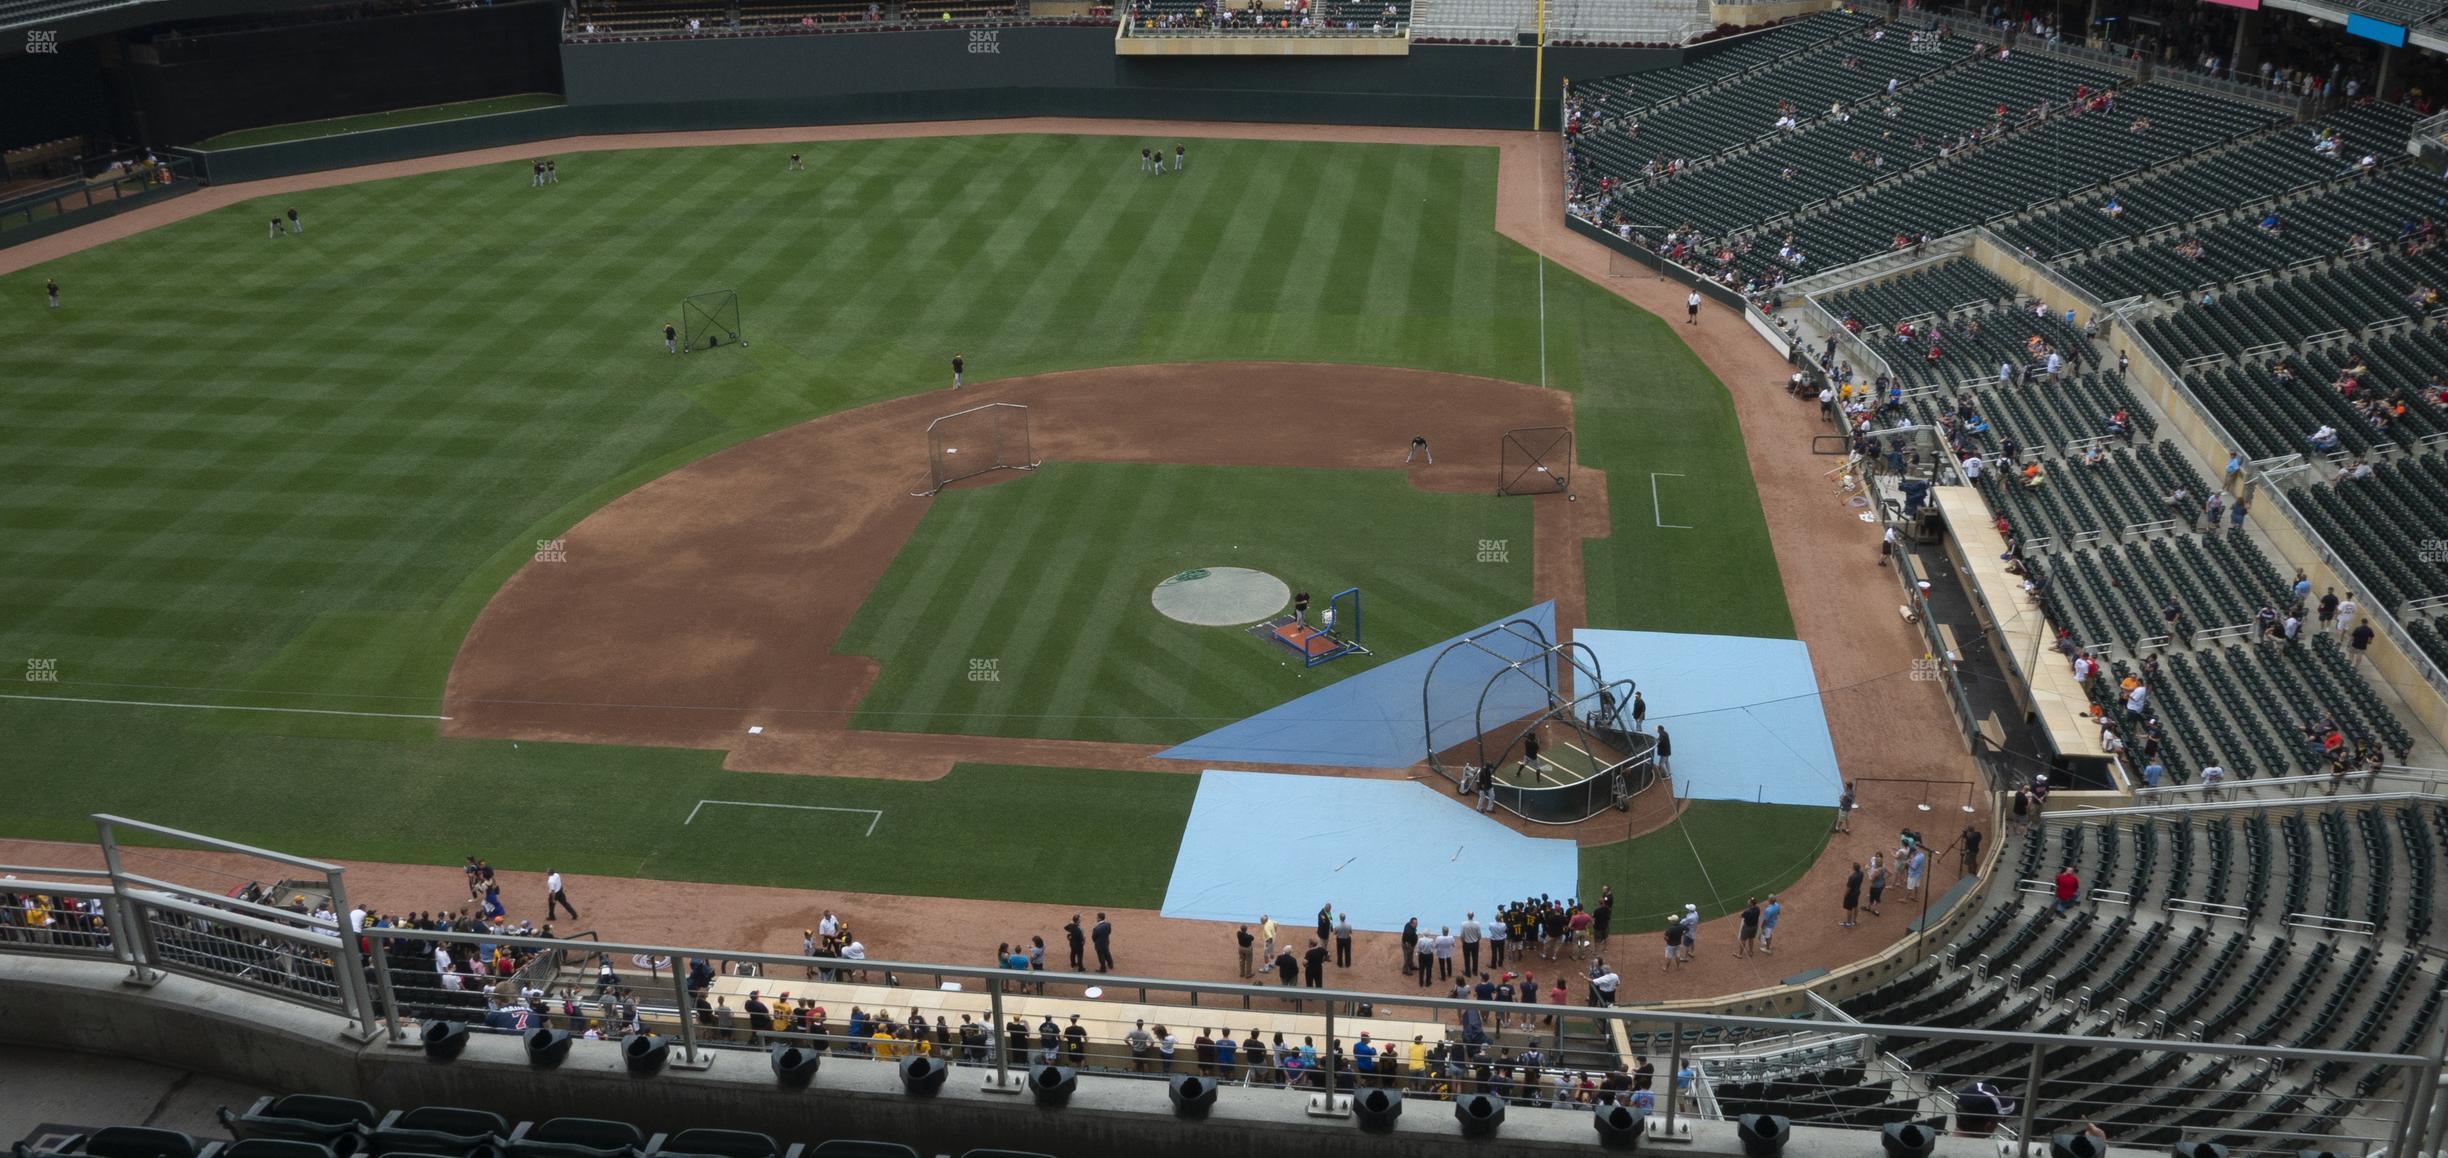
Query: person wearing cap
1353,1032,1378,1073
744,990,773,1044
1125,1019,1153,1071
1679,904,1699,962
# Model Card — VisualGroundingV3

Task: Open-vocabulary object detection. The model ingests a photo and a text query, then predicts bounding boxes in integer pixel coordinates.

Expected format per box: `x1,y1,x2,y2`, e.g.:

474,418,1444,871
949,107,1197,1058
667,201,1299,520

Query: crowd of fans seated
1125,0,1405,34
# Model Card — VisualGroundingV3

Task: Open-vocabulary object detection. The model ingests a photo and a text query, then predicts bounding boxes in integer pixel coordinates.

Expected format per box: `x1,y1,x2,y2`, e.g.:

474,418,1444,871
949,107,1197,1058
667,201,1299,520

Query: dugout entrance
1421,618,1658,824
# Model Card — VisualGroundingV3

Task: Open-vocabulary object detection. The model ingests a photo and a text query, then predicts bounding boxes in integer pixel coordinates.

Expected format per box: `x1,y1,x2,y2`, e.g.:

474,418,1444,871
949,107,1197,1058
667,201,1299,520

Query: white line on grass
0,693,448,720
685,799,882,836
1651,472,1693,529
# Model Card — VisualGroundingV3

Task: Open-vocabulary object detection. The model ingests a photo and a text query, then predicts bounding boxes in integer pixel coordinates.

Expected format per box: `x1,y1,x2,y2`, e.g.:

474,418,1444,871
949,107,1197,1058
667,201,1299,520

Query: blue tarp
1155,601,1559,769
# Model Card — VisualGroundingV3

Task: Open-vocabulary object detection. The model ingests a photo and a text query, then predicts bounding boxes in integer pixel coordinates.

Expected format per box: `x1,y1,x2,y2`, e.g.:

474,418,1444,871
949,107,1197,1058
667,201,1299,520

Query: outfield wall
124,0,565,146
178,30,1676,183
556,30,1671,132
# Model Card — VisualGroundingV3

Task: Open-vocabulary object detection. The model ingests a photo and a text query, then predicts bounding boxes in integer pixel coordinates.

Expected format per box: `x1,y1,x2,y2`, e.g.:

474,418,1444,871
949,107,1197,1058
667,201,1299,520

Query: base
670,1050,716,1071
1306,1093,1353,1118
980,1072,1027,1095
1645,1117,1696,1143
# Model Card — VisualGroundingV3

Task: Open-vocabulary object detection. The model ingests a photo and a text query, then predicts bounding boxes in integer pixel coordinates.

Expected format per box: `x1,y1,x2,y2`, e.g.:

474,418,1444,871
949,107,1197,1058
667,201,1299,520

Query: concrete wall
1708,0,1838,29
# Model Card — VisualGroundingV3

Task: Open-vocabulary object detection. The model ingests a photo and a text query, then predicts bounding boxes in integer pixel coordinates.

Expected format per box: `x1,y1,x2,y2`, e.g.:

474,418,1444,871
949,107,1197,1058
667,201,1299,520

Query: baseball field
1,130,1823,923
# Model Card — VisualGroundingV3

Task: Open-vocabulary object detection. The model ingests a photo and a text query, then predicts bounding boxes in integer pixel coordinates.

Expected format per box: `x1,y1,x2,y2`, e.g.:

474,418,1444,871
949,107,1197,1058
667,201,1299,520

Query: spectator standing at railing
1063,914,1084,970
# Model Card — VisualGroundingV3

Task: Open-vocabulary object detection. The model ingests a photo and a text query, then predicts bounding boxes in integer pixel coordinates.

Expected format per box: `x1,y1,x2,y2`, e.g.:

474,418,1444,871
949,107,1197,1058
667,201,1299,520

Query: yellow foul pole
1531,0,1547,130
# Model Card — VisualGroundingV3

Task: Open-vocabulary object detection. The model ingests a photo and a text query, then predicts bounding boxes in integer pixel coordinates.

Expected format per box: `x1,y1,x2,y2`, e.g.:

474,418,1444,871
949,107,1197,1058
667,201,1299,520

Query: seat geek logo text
968,29,1000,53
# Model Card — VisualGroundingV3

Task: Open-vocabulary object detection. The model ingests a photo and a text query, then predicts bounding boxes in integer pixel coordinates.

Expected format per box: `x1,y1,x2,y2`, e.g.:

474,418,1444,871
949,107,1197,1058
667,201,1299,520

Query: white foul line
0,692,449,720
1651,473,1693,529
686,799,882,837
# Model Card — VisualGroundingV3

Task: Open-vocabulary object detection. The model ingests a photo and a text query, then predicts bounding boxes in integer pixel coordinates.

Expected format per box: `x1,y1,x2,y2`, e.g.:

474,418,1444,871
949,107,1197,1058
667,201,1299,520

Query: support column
2228,8,2261,80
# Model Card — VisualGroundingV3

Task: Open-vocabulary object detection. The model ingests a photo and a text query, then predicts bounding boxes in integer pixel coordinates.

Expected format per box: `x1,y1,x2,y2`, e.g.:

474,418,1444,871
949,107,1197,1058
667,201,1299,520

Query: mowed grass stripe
0,136,1795,906
843,463,1536,744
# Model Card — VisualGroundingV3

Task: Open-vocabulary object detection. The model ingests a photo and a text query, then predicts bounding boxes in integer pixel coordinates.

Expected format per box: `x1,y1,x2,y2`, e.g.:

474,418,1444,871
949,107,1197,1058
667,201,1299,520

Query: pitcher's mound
1152,566,1291,626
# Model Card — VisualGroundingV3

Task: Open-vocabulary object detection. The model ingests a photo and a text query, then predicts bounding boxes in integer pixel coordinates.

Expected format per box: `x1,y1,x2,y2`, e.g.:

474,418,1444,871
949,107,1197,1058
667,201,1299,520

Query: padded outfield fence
0,154,198,249
4,815,2445,1158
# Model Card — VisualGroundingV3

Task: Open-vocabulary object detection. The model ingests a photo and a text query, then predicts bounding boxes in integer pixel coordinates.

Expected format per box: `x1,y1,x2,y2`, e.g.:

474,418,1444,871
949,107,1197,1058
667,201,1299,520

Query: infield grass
838,462,1534,744
0,133,1794,900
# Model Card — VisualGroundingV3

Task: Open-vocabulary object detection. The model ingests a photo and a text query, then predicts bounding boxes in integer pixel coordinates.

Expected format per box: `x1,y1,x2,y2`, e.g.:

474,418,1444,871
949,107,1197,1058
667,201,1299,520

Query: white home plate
1151,566,1291,626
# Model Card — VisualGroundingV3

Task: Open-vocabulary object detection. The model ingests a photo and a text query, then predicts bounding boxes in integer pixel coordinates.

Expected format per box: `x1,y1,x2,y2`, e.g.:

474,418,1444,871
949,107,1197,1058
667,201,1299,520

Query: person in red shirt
2053,867,2079,915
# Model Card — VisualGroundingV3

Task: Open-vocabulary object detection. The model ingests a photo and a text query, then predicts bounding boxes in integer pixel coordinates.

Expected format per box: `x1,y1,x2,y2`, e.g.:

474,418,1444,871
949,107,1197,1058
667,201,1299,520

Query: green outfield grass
0,694,1191,908
838,462,1534,744
194,93,565,150
0,133,1795,903
1581,800,1831,927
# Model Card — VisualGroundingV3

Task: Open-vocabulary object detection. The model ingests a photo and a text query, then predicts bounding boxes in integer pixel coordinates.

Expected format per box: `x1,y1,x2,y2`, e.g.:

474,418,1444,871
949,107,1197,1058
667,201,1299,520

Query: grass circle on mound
1151,566,1291,627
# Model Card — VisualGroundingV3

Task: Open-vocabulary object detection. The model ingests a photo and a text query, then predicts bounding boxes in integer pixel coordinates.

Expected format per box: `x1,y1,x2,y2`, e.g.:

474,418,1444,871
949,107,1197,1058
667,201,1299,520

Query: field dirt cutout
441,362,1584,765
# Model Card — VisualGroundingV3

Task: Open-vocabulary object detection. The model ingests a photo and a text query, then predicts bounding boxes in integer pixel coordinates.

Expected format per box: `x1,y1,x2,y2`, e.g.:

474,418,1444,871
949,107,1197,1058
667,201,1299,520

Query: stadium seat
223,1142,338,1158
505,1120,659,1158
218,1096,379,1146
804,1144,918,1158
15,1129,221,1158
650,1132,799,1158
368,1109,509,1158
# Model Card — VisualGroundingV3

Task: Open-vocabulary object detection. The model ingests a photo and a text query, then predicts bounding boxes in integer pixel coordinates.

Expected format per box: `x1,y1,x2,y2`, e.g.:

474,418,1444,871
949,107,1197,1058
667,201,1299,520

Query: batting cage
681,290,745,353
1498,426,1574,498
916,402,1039,497
1250,586,1368,668
1421,618,1656,824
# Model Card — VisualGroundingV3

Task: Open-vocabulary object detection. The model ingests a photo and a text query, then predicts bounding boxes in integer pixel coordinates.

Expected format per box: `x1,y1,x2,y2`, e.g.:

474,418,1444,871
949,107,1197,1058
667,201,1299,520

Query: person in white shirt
1960,454,1984,481
348,905,367,934
1685,291,1701,324
2334,594,2359,636
1592,967,1620,1005
547,870,578,919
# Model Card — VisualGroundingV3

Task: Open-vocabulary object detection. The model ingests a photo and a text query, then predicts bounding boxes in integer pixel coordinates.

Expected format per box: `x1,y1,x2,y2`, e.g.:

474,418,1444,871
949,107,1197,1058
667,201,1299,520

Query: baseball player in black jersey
664,323,678,354
46,278,60,309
